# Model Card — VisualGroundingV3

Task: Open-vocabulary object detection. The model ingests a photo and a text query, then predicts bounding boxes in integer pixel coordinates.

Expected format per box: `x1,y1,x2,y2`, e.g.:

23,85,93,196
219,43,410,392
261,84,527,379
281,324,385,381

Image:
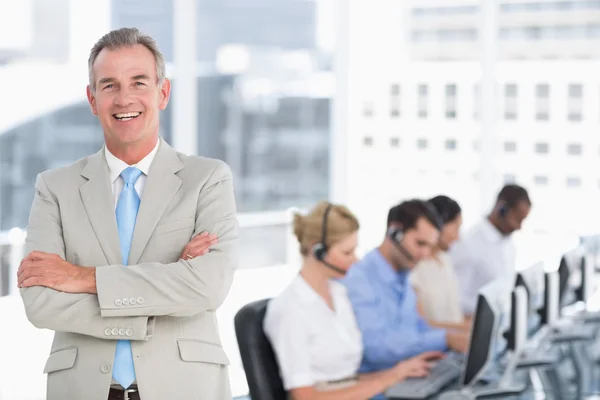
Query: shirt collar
104,139,160,184
480,217,506,243
369,248,408,287
292,275,346,309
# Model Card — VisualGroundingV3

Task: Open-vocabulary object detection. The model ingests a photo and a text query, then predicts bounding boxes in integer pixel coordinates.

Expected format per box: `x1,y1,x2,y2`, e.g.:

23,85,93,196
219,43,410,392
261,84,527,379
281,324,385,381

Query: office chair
234,299,287,400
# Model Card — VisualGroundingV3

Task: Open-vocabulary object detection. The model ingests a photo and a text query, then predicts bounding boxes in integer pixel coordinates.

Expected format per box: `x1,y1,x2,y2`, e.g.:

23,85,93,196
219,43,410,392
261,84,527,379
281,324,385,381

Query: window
567,143,582,156
504,83,518,120
445,139,457,150
363,102,374,118
534,175,548,185
390,137,400,147
417,138,428,149
568,83,583,121
445,84,457,119
418,84,428,118
535,142,549,154
504,174,516,183
473,83,480,120
363,137,373,146
535,84,550,121
504,141,517,153
390,84,401,118
567,177,582,187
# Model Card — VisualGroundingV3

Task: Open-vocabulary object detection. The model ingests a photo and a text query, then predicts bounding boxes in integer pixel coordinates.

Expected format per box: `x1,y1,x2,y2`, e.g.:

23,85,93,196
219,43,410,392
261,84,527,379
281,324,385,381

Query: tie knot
120,167,143,185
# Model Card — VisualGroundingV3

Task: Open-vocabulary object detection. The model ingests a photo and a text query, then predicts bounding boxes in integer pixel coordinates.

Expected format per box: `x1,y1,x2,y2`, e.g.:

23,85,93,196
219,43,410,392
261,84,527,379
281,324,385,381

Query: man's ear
86,85,98,116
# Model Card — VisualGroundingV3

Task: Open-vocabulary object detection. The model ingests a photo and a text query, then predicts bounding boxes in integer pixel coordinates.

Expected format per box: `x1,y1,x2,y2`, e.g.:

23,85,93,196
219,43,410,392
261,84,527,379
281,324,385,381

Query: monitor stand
516,347,559,368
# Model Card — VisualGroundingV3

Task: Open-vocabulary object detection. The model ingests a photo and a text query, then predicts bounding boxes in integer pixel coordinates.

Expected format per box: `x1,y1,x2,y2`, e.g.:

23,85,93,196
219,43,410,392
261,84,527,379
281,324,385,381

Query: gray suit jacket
20,138,238,400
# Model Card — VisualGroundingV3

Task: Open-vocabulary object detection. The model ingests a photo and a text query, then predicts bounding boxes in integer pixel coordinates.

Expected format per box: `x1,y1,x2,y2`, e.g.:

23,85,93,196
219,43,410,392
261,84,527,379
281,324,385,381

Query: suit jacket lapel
79,148,122,265
128,138,184,265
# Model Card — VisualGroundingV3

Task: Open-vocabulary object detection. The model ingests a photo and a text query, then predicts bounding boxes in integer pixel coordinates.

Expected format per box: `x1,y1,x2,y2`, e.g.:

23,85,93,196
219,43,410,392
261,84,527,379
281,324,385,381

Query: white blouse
263,276,363,390
410,252,464,324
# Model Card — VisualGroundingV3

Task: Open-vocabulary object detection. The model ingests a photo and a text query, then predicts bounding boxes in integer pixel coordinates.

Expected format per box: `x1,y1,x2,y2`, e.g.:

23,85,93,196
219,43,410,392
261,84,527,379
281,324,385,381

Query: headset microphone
387,227,415,262
312,204,347,275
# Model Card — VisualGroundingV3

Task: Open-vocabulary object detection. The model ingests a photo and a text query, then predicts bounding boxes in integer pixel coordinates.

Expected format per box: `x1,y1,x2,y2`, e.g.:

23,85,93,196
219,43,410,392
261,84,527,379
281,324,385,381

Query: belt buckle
123,388,137,400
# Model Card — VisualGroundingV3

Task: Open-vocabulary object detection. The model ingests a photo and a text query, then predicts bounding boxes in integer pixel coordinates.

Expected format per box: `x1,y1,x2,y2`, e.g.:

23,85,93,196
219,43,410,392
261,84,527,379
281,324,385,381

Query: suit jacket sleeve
20,173,153,340
95,160,238,318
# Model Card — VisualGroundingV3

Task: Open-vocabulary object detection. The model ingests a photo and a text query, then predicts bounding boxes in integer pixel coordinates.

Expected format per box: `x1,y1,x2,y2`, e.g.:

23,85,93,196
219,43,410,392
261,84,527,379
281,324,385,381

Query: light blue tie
113,166,143,389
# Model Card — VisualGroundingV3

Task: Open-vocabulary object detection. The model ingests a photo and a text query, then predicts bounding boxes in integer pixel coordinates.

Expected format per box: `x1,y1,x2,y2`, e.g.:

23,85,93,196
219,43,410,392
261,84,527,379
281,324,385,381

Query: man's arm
345,277,447,370
20,173,152,340
95,161,238,318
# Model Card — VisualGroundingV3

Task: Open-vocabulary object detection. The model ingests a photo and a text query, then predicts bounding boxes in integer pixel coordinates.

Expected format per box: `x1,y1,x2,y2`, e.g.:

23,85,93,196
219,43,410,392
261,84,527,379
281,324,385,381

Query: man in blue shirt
344,199,469,373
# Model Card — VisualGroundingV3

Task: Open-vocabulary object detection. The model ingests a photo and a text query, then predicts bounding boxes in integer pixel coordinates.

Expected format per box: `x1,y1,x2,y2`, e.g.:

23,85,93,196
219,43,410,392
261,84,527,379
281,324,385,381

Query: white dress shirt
449,218,517,315
104,140,160,207
263,276,363,390
409,252,464,324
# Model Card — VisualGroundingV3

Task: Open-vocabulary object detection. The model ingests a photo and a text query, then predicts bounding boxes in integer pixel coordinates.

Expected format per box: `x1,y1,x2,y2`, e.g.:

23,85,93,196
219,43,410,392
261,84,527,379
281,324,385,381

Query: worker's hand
179,232,218,260
17,251,96,294
392,351,444,380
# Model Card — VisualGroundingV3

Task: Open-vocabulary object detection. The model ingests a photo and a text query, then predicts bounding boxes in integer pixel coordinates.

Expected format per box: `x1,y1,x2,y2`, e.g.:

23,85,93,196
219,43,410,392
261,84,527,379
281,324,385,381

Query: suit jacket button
101,365,111,374
137,297,144,304
104,328,112,336
123,298,130,306
111,328,119,336
115,299,122,306
119,328,126,336
125,329,133,337
130,297,137,305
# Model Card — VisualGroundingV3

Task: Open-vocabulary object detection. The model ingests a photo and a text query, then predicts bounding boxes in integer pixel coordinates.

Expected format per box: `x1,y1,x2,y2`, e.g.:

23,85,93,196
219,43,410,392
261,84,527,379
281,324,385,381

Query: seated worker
343,199,469,374
409,195,470,332
263,201,443,400
450,184,531,316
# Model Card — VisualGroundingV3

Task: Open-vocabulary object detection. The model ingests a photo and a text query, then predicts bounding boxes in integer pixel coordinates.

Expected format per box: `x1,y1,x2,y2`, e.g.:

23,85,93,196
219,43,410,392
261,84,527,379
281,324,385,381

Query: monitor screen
558,256,573,307
461,293,496,386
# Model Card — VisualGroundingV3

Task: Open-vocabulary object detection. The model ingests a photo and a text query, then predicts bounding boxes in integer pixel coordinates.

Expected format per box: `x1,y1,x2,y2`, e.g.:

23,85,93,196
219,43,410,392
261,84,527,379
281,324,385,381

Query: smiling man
17,28,238,400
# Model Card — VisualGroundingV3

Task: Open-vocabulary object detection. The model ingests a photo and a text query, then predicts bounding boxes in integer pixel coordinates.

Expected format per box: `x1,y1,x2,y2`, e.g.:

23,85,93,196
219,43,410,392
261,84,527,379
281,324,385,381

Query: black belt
108,387,140,400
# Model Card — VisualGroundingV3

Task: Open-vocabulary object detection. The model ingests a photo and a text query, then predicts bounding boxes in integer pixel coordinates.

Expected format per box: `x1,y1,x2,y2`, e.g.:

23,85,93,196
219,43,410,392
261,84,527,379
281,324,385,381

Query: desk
386,336,600,400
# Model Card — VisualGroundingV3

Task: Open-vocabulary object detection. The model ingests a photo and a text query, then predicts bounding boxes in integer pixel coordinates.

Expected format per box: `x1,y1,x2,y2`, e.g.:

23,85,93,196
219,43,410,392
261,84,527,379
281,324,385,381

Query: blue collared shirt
343,249,448,373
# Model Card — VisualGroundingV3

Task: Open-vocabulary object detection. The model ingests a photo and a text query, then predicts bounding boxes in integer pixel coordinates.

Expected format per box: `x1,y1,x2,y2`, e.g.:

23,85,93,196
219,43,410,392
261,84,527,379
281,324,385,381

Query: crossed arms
18,162,237,341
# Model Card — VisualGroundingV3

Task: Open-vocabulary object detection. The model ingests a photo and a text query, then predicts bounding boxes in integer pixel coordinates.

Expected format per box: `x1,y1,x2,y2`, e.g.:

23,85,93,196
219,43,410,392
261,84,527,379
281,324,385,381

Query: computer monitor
440,278,525,399
460,291,497,387
503,286,528,353
514,262,545,336
539,271,560,326
558,247,588,309
574,253,595,305
558,255,573,308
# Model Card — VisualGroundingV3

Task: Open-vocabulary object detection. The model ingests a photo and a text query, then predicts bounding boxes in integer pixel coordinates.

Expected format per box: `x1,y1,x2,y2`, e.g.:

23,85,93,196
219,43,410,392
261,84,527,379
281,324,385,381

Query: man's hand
179,232,218,260
17,251,96,294
446,331,469,353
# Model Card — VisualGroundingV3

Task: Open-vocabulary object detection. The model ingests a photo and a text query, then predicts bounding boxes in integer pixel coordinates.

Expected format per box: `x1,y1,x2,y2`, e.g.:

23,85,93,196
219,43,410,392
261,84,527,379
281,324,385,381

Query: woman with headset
409,195,471,332
263,201,443,400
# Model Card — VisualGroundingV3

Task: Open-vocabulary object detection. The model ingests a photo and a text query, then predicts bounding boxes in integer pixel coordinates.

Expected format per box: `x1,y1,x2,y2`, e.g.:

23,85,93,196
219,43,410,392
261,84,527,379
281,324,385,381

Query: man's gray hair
88,27,166,93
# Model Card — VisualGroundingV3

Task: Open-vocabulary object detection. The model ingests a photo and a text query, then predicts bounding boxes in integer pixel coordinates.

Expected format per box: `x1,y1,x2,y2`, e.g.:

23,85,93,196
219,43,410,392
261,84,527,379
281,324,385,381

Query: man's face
86,45,170,149
394,217,439,268
503,201,531,235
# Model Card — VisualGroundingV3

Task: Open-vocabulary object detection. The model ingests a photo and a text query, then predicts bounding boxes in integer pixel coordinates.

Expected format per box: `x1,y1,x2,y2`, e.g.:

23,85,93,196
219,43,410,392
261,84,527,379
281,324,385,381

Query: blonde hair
293,201,360,256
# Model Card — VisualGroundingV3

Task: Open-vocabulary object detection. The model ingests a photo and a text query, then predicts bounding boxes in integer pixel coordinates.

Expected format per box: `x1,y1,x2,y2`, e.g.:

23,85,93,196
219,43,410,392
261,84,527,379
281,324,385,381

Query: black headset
387,201,444,263
498,202,509,219
312,203,347,275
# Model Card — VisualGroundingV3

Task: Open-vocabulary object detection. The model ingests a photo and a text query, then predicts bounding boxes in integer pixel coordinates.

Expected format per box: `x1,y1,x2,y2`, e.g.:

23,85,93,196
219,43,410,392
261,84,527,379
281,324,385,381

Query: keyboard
385,355,463,399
